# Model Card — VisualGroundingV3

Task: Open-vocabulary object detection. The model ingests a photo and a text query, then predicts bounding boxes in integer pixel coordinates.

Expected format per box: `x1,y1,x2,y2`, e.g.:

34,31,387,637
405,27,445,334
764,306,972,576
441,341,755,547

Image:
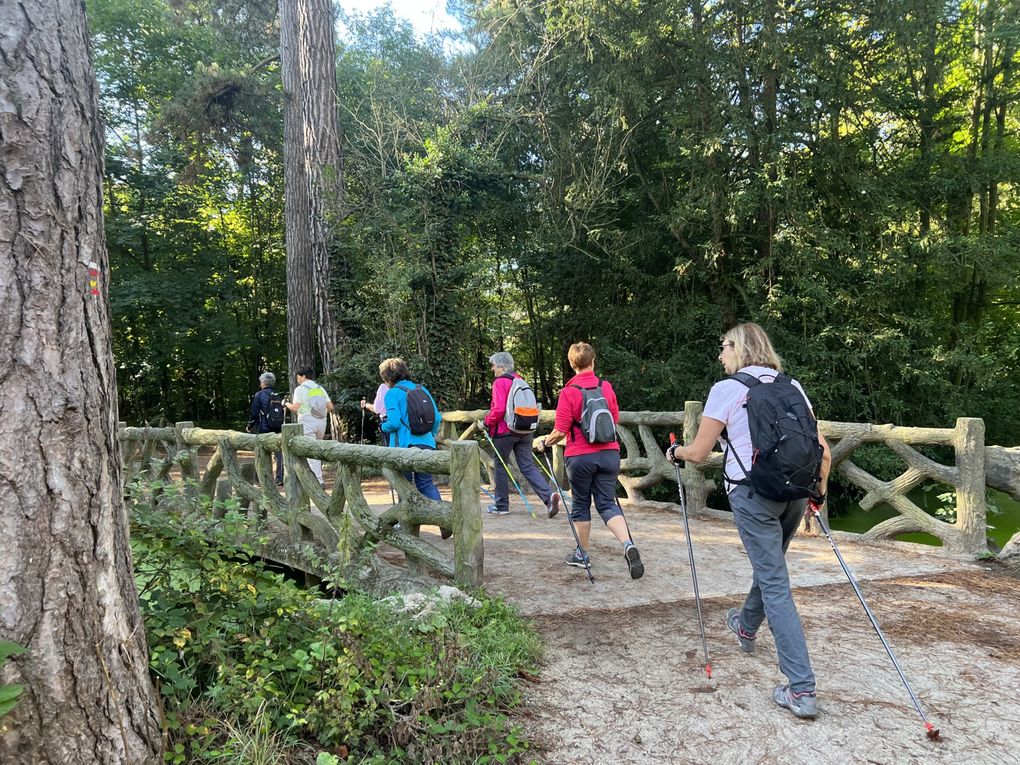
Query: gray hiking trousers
492,432,552,512
730,484,816,693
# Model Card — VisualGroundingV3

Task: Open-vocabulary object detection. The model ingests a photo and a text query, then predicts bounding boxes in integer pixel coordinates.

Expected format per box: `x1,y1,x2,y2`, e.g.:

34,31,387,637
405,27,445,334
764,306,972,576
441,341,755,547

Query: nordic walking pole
358,401,367,482
537,451,595,584
479,425,537,519
375,411,397,506
669,433,711,679
806,501,940,741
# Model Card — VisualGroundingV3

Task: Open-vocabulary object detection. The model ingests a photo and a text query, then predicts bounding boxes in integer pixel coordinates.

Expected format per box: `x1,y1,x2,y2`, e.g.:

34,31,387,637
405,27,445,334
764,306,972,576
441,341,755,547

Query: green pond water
828,488,1020,548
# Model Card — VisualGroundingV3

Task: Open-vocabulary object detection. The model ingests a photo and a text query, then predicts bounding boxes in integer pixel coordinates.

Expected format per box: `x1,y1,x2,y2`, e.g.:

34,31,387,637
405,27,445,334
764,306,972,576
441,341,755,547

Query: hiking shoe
773,685,818,719
624,543,644,580
440,527,453,540
565,548,590,568
486,504,510,515
727,608,756,653
547,493,561,519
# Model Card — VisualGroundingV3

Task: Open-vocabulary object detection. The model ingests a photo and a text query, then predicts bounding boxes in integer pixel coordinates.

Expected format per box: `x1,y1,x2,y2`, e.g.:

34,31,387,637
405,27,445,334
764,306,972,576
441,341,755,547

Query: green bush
130,483,541,764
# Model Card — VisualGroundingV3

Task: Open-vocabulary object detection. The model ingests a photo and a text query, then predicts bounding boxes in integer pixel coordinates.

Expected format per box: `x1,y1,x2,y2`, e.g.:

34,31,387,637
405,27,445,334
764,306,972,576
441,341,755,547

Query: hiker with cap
666,322,831,719
284,368,334,486
535,342,643,579
247,371,285,485
481,351,559,518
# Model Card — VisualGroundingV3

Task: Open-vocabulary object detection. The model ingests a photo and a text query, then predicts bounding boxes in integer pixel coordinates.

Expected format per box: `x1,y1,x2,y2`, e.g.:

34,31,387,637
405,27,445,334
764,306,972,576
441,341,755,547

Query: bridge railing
122,406,1002,564
119,421,482,587
440,405,991,557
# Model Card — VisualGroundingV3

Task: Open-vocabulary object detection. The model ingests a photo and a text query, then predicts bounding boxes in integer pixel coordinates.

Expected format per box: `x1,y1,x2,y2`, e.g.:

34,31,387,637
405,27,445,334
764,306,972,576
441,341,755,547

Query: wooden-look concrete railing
119,421,482,588
440,405,1002,557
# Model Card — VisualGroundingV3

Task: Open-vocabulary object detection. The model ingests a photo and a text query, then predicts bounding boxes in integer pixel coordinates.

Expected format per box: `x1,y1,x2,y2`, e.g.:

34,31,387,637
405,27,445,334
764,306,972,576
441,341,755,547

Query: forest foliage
89,0,1020,444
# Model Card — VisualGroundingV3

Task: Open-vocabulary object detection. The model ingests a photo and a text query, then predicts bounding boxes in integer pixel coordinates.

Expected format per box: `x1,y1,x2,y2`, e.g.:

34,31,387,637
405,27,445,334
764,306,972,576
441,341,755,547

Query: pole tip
705,664,712,679
925,723,940,741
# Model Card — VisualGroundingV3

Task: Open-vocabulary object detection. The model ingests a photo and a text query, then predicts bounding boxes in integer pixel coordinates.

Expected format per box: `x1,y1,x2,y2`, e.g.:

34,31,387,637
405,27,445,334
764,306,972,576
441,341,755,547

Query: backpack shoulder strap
569,380,599,437
719,374,756,487
728,371,760,388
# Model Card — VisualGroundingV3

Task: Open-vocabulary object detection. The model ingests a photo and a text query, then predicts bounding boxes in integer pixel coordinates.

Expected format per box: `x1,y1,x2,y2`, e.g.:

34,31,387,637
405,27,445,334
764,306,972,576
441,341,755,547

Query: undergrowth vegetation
130,483,542,764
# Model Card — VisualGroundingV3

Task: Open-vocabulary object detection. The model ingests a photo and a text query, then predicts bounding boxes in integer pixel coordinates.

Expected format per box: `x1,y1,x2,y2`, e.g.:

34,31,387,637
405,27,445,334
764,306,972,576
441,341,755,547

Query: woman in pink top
482,351,557,516
536,342,644,579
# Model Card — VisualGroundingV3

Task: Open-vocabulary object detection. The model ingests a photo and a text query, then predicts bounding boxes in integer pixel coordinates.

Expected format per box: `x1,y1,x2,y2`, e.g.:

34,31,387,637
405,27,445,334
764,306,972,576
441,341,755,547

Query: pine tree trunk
0,1,163,762
280,0,316,384
279,0,343,382
300,0,343,373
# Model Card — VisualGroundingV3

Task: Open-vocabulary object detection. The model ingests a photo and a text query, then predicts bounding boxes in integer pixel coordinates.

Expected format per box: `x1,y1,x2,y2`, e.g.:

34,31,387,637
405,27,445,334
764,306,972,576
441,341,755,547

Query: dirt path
253,467,1019,763
474,499,1020,765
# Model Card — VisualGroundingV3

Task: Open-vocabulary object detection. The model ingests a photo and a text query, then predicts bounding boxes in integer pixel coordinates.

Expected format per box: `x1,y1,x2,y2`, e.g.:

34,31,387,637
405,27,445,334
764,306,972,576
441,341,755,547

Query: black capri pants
565,450,622,523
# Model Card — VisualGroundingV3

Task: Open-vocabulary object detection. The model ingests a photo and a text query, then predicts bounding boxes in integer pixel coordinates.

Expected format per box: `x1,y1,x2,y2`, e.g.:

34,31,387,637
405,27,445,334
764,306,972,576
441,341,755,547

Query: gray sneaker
727,608,756,653
773,685,818,719
565,548,590,568
486,504,510,515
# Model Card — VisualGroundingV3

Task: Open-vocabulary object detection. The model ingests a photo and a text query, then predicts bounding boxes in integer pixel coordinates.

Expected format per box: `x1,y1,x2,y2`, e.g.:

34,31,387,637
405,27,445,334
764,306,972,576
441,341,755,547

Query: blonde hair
378,357,410,384
567,342,595,370
723,323,783,371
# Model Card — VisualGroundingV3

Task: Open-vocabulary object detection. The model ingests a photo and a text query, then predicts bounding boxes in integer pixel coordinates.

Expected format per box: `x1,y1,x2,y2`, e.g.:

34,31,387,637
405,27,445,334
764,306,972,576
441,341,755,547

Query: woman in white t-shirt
666,323,831,720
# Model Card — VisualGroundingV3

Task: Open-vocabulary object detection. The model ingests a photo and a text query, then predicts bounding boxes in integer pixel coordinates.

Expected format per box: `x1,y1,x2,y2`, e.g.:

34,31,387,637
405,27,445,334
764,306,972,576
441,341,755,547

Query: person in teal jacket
379,357,442,501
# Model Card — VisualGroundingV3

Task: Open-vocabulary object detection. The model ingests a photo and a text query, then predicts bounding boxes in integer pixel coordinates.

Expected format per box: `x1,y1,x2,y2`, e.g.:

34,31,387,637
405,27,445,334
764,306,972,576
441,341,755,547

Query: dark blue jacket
248,388,281,433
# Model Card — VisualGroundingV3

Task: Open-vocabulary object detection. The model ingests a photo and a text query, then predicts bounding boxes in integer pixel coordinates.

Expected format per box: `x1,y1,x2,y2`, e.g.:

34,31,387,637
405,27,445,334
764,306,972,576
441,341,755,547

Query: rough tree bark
0,1,163,762
280,0,316,385
279,0,343,384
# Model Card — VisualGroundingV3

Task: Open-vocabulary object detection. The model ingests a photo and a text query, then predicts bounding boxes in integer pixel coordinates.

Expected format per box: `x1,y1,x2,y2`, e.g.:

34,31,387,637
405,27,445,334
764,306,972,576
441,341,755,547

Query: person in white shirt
284,367,334,485
666,323,831,720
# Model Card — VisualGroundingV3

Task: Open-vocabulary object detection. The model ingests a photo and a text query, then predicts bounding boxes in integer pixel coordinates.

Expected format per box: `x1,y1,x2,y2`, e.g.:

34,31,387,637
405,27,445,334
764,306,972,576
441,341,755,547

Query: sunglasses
718,342,734,351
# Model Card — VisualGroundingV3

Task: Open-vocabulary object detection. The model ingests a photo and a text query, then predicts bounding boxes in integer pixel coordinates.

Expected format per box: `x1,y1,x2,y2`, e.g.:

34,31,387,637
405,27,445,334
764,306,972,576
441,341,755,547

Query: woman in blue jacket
379,357,442,501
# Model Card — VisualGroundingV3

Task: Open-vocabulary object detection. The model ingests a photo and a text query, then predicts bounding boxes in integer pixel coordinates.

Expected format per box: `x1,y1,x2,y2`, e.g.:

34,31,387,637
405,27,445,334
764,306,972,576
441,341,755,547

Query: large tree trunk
300,0,343,374
279,0,343,383
0,1,163,763
280,0,316,385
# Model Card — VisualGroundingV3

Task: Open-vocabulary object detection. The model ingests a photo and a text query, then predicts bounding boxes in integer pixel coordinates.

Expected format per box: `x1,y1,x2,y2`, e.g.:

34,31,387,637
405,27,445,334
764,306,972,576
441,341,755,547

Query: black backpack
722,372,823,501
398,382,436,436
263,391,285,433
571,380,617,444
